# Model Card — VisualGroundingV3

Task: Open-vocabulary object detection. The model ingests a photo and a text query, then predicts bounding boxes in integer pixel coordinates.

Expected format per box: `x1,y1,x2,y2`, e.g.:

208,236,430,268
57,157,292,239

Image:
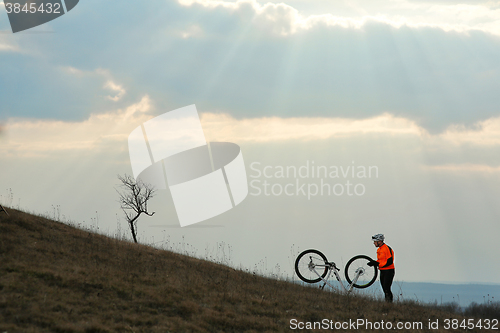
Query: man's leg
380,269,395,302
379,270,388,301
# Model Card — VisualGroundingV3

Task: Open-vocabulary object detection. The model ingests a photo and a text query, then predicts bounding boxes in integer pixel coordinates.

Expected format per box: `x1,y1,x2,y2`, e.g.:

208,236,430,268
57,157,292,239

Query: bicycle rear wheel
344,255,378,289
295,249,329,283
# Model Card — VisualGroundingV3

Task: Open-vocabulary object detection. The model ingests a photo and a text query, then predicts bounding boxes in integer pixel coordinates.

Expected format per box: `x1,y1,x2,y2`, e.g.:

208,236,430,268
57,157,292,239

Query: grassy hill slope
0,209,490,332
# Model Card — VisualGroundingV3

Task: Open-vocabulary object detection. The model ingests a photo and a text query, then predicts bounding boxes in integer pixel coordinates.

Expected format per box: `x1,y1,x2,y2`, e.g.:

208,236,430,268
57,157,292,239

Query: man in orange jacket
367,234,395,302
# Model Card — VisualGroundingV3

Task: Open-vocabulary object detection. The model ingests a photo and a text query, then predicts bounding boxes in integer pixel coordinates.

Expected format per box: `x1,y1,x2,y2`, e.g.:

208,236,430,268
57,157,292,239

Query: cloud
423,164,500,172
204,111,500,175
3,0,500,132
104,81,126,101
177,0,396,36
157,0,500,131
201,112,423,142
0,42,18,52
0,63,134,121
201,112,500,174
438,117,500,145
175,25,204,39
407,0,494,4
4,94,500,160
179,0,500,36
0,34,19,53
0,96,152,158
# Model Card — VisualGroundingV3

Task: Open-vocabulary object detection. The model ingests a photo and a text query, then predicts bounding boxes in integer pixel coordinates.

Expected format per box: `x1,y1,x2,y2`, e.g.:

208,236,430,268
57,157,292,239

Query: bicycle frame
309,260,363,293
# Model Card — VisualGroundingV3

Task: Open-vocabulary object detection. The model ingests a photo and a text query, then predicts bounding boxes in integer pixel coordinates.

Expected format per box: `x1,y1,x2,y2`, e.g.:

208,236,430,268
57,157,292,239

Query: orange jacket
377,243,395,270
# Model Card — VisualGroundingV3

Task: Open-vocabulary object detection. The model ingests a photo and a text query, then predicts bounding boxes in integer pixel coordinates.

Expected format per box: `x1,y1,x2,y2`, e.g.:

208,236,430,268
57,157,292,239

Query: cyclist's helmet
371,234,384,242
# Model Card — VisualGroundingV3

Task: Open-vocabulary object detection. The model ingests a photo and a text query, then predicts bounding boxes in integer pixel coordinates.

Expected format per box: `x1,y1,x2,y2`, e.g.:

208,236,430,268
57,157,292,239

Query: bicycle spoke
344,255,378,289
295,249,329,283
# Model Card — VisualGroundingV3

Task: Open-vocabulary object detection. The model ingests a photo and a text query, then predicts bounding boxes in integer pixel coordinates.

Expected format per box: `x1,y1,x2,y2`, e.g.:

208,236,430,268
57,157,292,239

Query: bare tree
116,174,156,243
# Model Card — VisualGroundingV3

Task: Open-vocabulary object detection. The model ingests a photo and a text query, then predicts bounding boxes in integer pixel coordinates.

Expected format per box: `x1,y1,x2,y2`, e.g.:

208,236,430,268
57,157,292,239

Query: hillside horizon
1,208,498,332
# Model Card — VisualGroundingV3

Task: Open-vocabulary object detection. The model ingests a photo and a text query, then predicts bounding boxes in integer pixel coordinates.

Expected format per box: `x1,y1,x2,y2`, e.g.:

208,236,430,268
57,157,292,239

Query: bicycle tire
295,249,329,283
344,255,378,289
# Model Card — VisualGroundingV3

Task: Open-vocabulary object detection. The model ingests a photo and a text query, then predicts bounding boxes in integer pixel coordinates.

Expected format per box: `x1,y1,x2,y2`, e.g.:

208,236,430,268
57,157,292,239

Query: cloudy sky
1,0,500,285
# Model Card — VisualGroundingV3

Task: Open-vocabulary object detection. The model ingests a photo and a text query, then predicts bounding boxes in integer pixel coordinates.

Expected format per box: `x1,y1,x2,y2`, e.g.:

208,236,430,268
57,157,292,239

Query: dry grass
0,209,494,332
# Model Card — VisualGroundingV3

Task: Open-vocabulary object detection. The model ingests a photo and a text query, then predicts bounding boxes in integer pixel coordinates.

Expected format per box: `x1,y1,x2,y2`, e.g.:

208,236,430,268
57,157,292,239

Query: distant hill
310,279,500,308
0,209,495,332
392,281,500,307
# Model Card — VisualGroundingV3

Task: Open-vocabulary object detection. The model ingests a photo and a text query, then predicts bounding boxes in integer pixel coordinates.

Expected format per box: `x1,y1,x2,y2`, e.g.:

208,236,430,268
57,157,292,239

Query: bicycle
295,249,378,292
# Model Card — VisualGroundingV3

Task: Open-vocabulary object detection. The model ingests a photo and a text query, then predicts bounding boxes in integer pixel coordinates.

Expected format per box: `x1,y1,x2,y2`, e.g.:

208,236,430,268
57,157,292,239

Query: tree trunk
128,214,140,243
130,224,138,243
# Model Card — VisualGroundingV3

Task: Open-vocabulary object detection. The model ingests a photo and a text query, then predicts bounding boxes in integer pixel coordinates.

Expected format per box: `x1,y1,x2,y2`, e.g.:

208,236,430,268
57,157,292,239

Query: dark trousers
380,269,395,302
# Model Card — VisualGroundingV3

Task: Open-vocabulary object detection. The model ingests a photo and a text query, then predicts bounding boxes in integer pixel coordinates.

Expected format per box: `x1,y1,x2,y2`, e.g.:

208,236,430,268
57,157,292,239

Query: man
367,234,395,302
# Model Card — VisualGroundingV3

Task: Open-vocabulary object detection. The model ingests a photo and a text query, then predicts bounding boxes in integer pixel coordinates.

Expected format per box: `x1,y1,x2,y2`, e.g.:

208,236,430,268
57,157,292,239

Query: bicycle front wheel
295,249,329,283
344,255,378,289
